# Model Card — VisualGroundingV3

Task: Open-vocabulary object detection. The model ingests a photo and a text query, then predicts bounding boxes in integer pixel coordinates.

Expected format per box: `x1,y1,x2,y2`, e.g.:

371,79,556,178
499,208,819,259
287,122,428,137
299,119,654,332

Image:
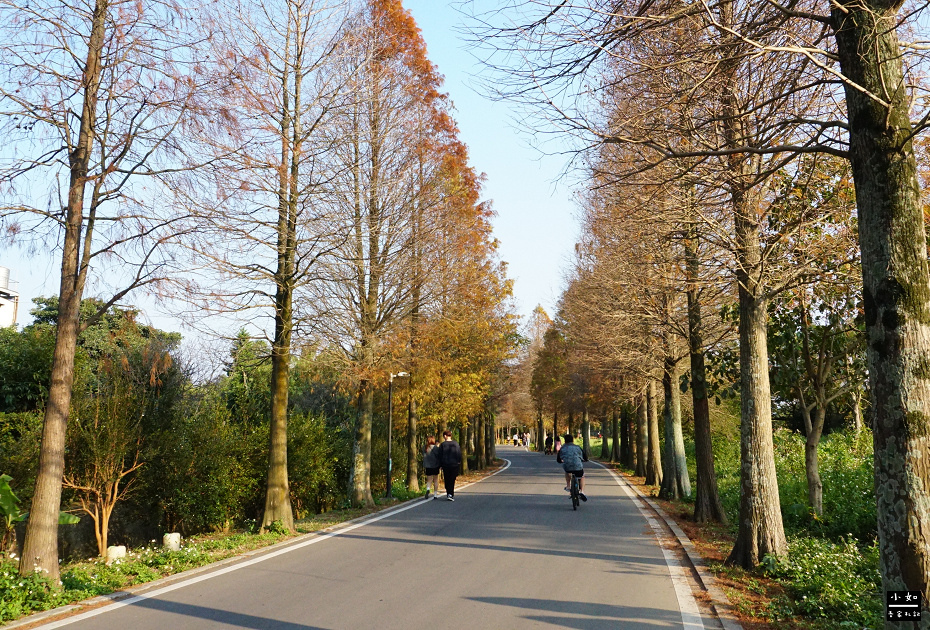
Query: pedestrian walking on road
437,430,462,501
554,435,561,456
544,435,553,454
423,435,441,499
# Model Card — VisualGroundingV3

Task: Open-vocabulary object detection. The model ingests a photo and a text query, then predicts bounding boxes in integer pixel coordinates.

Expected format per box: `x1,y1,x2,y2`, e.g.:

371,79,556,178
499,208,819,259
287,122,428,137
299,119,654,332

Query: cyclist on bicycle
556,434,588,502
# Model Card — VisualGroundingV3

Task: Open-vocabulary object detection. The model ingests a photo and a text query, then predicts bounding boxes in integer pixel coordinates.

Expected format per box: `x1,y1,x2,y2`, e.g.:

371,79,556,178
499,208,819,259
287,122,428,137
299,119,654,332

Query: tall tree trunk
406,392,420,492
629,406,638,470
581,408,591,454
486,414,493,460
635,396,647,477
613,409,623,464
831,5,930,611
660,358,691,500
461,425,469,475
567,410,574,437
725,190,786,566
601,414,611,459
263,317,294,531
262,35,301,531
646,379,663,486
718,0,785,568
537,410,545,452
686,221,727,523
20,0,108,582
406,137,424,492
474,412,484,470
349,378,375,507
553,409,560,440
612,409,621,463
805,421,824,517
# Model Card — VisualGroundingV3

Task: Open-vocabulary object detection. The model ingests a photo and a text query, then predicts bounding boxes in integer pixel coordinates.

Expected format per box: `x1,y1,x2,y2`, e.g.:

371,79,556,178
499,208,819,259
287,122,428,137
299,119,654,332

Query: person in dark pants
437,429,462,501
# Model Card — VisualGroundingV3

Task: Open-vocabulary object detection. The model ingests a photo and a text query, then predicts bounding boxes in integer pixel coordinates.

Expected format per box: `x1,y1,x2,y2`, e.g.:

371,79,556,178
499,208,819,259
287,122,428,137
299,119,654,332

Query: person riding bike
556,434,588,502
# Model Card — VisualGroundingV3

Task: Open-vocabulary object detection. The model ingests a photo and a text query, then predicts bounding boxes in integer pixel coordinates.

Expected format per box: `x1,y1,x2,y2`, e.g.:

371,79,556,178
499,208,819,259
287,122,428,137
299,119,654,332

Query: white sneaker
446,495,454,501
433,493,440,499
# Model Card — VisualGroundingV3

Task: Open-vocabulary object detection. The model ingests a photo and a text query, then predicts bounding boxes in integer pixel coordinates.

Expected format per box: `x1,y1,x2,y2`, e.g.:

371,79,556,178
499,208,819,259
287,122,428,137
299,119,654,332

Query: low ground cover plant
0,531,288,622
762,536,882,627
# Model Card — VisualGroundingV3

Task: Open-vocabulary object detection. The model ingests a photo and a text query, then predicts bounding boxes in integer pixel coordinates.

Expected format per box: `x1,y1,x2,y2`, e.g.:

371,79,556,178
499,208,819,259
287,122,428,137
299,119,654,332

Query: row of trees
470,0,930,618
0,0,516,581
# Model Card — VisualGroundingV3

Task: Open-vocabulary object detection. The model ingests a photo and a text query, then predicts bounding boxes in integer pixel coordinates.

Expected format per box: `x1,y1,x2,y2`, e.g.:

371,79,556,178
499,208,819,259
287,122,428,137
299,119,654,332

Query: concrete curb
5,461,510,629
611,467,744,630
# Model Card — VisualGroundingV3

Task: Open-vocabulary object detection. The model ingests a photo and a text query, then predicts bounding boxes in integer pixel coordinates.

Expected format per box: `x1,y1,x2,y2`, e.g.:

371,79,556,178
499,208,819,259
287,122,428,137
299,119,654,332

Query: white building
0,267,19,328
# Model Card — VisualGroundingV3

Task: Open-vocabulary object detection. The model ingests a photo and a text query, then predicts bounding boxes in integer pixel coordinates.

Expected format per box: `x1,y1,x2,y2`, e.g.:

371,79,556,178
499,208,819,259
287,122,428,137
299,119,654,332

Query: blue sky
405,1,579,320
0,1,579,330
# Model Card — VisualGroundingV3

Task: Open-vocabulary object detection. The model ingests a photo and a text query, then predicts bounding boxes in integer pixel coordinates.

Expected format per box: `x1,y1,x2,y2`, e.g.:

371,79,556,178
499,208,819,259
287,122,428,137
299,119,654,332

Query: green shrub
0,325,55,414
817,431,875,541
147,394,267,534
708,422,875,542
769,428,876,541
288,413,351,516
764,536,882,627
710,429,741,524
0,412,42,508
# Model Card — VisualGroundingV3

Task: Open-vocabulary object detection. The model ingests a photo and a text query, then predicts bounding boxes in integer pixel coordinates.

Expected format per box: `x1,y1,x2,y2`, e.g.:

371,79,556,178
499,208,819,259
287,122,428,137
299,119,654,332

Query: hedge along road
35,446,705,630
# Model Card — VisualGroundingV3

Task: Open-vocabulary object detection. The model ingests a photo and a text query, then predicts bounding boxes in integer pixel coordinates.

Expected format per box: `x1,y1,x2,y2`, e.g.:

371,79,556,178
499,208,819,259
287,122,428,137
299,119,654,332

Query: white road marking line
34,458,513,629
592,461,705,630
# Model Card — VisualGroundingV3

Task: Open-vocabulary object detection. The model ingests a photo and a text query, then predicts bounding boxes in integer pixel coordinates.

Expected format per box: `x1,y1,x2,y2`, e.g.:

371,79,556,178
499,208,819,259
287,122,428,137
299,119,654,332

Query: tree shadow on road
468,596,683,629
128,597,331,630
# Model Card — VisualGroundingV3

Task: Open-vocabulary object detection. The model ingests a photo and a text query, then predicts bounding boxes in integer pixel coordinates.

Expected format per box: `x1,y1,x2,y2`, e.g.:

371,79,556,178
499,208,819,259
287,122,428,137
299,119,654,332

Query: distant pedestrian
523,433,529,448
545,435,553,454
423,435,441,499
437,430,462,501
554,435,561,455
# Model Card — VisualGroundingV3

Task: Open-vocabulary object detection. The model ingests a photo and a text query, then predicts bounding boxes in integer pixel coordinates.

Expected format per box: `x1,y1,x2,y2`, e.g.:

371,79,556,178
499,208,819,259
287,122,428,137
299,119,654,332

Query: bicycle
569,473,580,510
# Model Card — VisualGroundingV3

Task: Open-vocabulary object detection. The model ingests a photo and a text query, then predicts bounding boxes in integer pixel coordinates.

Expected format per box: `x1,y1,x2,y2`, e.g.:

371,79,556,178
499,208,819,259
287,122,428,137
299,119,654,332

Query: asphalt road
38,446,704,630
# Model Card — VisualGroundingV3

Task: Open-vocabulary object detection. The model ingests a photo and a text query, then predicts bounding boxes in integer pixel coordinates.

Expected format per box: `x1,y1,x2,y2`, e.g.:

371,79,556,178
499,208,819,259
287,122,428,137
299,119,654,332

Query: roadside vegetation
0,297,508,622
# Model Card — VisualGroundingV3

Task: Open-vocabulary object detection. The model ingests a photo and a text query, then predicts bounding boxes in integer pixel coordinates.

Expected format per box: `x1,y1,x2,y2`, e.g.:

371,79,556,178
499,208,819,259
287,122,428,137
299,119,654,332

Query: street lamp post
386,371,409,498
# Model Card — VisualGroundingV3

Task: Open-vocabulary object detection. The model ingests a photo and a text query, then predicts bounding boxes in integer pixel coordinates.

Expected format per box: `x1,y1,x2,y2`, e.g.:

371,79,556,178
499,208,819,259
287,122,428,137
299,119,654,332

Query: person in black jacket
437,430,462,501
